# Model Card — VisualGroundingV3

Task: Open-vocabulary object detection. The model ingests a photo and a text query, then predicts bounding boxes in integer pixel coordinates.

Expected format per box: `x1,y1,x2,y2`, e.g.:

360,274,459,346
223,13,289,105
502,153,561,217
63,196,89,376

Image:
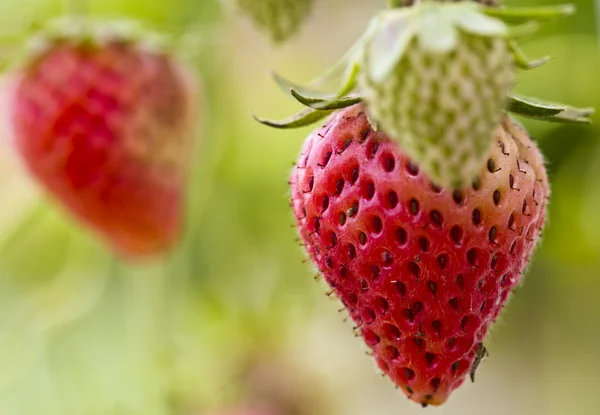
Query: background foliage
0,0,598,414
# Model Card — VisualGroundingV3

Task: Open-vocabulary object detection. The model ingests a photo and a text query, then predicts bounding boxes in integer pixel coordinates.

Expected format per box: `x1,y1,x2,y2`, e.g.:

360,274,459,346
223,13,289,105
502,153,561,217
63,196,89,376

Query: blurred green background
0,0,599,414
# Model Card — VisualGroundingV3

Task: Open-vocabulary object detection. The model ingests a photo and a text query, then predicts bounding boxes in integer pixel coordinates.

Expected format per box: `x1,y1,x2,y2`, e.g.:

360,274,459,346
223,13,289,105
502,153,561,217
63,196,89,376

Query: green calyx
255,2,592,128
26,16,171,57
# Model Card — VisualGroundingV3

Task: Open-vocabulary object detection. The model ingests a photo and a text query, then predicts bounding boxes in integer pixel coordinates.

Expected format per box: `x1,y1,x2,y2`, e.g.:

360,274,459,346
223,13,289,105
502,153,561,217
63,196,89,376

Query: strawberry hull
10,39,197,259
291,105,548,406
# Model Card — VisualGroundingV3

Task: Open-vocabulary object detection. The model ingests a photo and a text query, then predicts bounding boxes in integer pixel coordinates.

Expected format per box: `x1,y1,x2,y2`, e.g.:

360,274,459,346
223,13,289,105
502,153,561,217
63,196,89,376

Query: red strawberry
290,104,548,406
8,20,198,259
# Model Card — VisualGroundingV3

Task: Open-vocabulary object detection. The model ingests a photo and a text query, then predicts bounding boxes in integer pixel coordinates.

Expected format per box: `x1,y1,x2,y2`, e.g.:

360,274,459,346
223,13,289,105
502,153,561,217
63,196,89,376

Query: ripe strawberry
359,3,514,188
226,0,313,43
8,19,198,259
290,104,548,406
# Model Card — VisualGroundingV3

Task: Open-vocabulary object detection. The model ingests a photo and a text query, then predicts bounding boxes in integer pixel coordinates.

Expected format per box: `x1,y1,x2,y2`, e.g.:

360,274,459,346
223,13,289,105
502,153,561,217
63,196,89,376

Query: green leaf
367,9,417,82
509,40,551,70
290,89,362,110
508,94,594,124
253,108,334,129
481,4,576,25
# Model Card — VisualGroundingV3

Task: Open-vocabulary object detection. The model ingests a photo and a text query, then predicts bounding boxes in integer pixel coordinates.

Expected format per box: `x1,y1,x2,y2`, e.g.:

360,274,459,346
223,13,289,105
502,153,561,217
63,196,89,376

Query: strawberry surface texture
10,30,198,259
290,104,548,406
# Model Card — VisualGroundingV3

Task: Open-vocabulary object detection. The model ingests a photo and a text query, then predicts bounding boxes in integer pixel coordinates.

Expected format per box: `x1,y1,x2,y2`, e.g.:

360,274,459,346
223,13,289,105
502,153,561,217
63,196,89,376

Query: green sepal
337,62,360,98
505,21,541,39
271,71,335,100
481,4,576,25
509,40,551,70
253,108,334,129
508,94,594,124
290,89,362,110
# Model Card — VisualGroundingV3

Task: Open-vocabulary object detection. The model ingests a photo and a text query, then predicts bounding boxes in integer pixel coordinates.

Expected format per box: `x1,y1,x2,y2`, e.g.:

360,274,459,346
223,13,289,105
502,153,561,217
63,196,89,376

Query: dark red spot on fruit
363,307,375,324
364,182,375,200
356,231,367,245
325,256,333,268
425,352,436,367
308,176,314,191
456,274,464,289
395,281,407,297
449,298,460,311
461,315,470,330
410,199,420,215
432,320,442,337
371,264,381,281
336,179,344,195
360,279,368,291
430,378,441,392
419,237,429,252
493,190,501,205
427,281,437,296
447,338,457,351
371,216,383,233
489,226,497,243
384,324,401,340
450,225,463,244
467,248,479,266
382,250,393,266
490,253,499,269
413,301,423,314
339,212,346,225
508,213,515,229
322,150,332,167
437,254,448,270
472,177,481,190
351,167,359,184
370,142,379,158
430,210,443,226
313,217,320,232
472,209,482,225
322,195,329,211
383,155,395,172
347,244,356,259
430,183,442,193
404,368,416,381
374,296,389,315
396,228,407,245
363,329,380,346
385,346,399,360
453,190,464,205
407,161,419,176
388,191,399,208
487,159,496,173
408,262,420,279
339,265,347,278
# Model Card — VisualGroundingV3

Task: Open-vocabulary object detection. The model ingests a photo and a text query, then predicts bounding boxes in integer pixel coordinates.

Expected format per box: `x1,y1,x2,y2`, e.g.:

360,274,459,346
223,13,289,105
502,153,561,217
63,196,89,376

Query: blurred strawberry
225,0,313,43
290,104,548,406
8,18,199,259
